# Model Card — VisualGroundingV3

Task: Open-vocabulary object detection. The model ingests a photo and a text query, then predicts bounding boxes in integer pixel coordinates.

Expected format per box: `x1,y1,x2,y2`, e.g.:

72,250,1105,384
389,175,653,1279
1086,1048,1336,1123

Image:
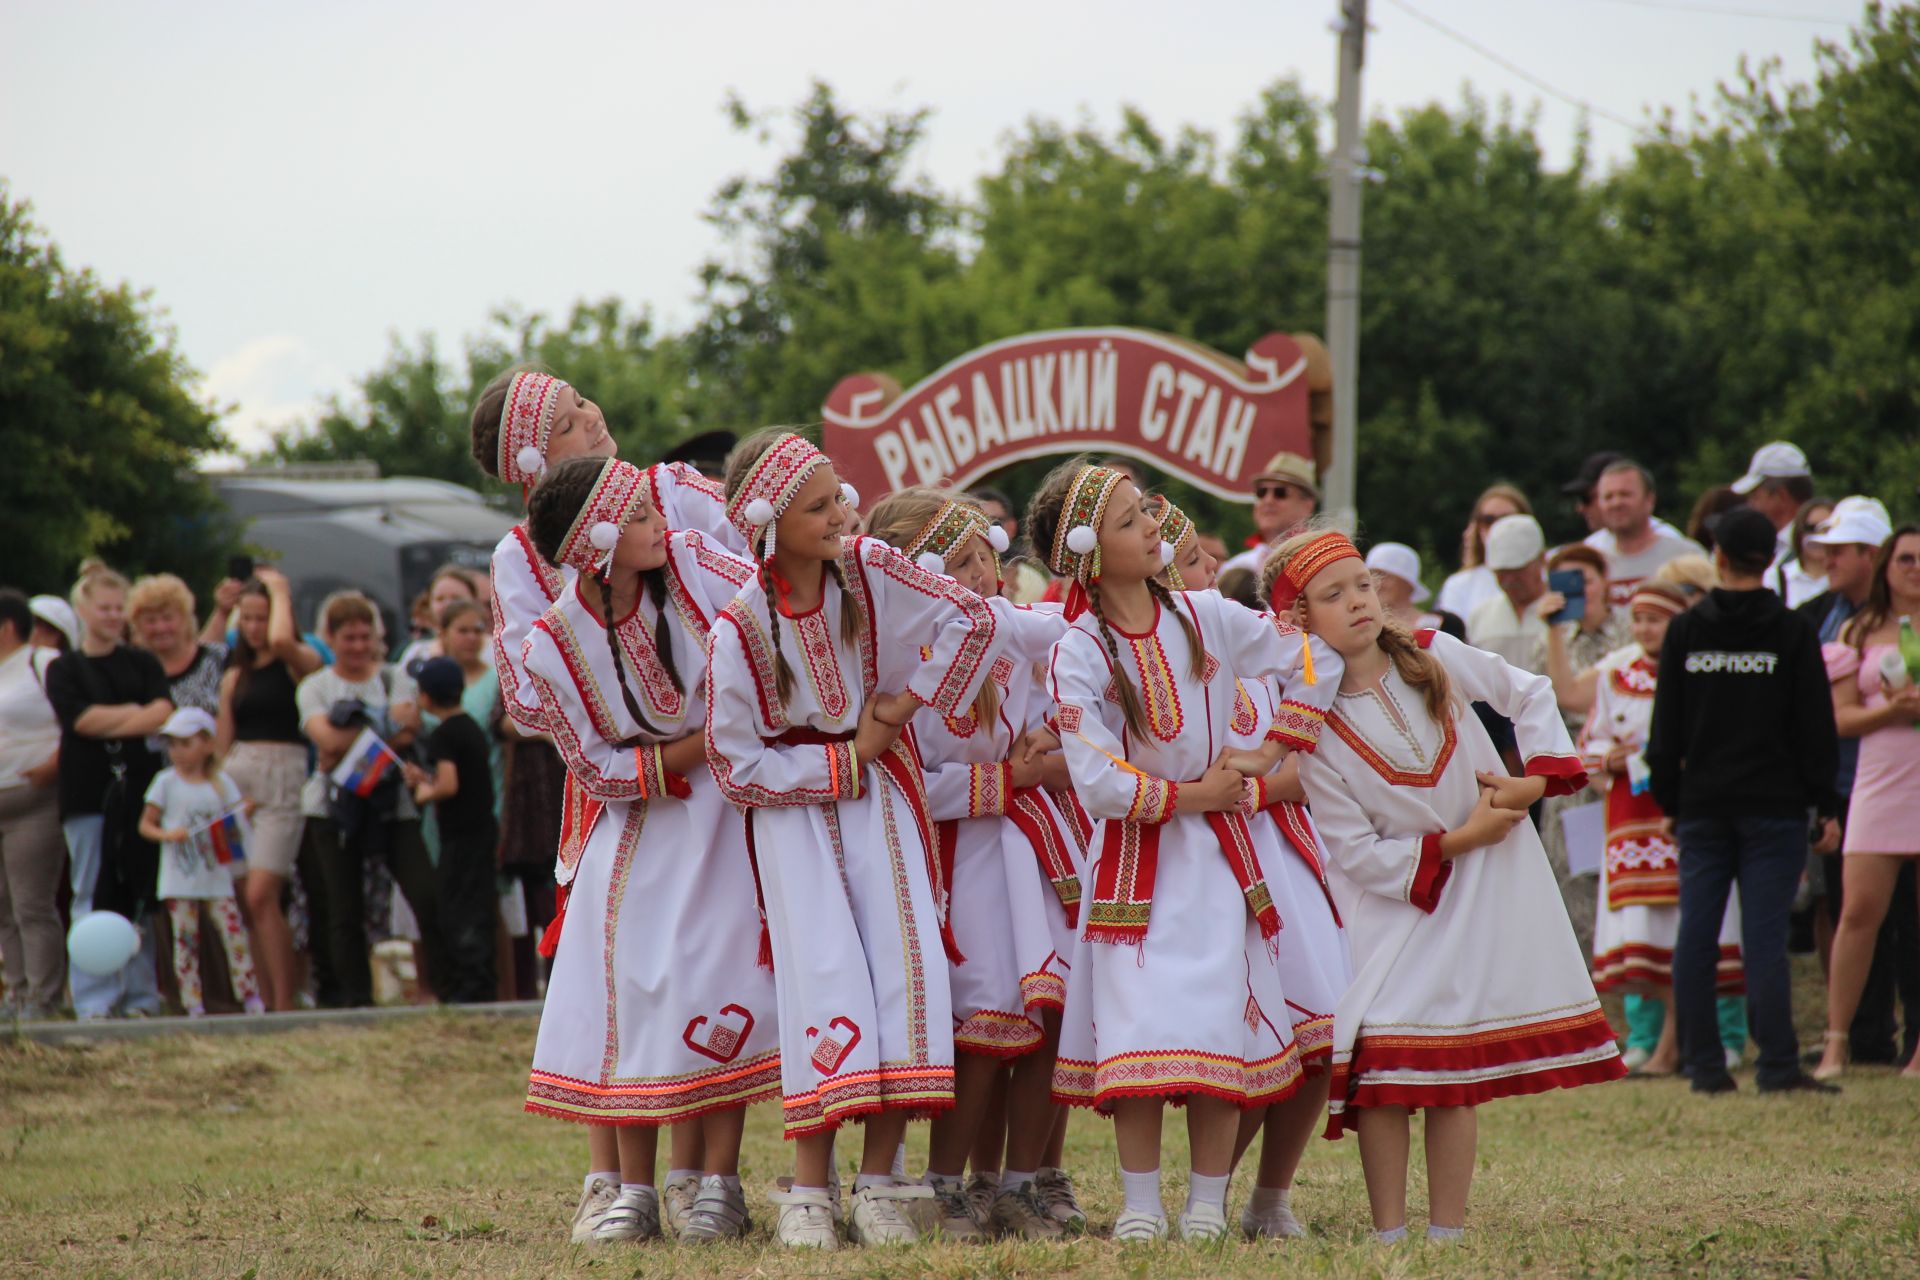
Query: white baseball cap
160,707,217,739
1807,496,1891,550
1730,441,1810,495
28,595,78,648
1365,542,1431,603
1484,515,1546,572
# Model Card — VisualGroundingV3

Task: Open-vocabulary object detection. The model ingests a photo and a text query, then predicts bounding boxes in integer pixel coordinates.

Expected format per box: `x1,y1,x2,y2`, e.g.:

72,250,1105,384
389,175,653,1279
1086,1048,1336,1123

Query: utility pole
1325,0,1368,531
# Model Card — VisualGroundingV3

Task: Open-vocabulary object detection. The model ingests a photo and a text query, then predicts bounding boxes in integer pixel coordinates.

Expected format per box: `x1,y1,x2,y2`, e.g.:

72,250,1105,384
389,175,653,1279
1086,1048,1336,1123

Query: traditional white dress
1580,645,1744,992
521,531,780,1125
1234,673,1354,1070
916,598,1079,1058
1299,630,1625,1136
704,535,1004,1138
1047,591,1340,1113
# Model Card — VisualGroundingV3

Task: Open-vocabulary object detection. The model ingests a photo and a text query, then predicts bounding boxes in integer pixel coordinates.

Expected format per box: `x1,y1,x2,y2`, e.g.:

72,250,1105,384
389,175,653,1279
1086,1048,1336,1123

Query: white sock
1001,1169,1036,1193
891,1141,908,1180
1184,1171,1229,1215
716,1174,742,1194
1248,1185,1292,1217
618,1183,656,1199
854,1172,891,1193
1121,1168,1162,1217
665,1167,699,1186
585,1171,620,1194
1428,1224,1464,1241
1375,1224,1408,1243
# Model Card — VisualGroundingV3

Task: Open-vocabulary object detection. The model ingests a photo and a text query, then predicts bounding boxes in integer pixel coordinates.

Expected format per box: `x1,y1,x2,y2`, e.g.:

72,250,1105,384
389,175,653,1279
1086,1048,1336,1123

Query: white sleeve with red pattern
491,527,566,732
703,610,859,809
857,538,1001,718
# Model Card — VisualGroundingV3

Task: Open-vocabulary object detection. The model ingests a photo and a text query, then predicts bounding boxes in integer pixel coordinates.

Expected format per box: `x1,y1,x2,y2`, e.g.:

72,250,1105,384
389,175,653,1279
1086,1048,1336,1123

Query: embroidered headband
1047,466,1127,582
1628,583,1687,619
905,500,1010,576
724,433,855,564
498,372,571,486
1267,531,1363,613
556,459,648,576
1156,500,1194,588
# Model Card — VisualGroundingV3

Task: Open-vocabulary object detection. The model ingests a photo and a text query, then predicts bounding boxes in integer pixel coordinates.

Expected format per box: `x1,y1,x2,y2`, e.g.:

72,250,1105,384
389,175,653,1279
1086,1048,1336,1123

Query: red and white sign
821,328,1313,504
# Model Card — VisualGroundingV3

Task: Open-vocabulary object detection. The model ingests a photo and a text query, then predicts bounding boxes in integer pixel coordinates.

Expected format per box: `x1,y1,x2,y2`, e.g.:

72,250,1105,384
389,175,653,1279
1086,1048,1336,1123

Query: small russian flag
204,810,248,866
331,728,401,798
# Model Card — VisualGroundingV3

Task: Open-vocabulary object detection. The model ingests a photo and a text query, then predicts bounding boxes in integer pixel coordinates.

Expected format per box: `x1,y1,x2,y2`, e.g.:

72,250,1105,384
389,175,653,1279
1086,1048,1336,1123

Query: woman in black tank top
216,570,322,1012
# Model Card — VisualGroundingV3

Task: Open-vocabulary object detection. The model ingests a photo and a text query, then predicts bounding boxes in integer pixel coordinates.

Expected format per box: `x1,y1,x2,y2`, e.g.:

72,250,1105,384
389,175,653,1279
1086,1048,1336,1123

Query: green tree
0,186,235,597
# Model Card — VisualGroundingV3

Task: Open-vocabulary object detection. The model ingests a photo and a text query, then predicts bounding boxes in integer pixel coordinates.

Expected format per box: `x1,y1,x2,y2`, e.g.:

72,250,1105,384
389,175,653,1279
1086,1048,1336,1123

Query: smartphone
227,554,255,582
1547,568,1586,625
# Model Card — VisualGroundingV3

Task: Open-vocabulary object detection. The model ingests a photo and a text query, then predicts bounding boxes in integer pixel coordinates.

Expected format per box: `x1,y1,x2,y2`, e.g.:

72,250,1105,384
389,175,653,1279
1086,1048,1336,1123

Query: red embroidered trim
955,1008,1046,1058
1328,706,1457,786
1524,753,1589,797
525,1050,781,1126
1411,833,1452,912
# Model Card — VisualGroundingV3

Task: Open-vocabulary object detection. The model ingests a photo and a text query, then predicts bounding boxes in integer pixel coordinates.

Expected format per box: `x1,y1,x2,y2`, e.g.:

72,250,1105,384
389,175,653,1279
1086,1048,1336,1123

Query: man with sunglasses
1220,452,1319,578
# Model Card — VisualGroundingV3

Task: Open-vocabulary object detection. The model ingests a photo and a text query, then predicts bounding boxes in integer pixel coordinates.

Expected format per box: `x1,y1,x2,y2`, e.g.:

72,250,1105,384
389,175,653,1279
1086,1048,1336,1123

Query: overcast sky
1,0,1863,455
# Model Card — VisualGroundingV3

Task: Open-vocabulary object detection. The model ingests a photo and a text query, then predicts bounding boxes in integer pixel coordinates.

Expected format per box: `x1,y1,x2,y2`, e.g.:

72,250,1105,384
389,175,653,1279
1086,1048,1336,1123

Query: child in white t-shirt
138,708,263,1016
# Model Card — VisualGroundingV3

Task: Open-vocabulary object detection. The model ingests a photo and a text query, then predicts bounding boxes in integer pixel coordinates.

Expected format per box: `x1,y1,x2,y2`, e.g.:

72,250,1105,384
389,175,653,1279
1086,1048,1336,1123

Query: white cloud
199,334,348,461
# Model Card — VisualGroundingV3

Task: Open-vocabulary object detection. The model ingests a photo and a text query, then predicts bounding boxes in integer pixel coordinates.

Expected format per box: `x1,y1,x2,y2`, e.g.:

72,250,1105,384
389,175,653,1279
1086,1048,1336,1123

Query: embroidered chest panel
1123,630,1184,742
1609,659,1657,698
1329,684,1457,787
794,609,852,724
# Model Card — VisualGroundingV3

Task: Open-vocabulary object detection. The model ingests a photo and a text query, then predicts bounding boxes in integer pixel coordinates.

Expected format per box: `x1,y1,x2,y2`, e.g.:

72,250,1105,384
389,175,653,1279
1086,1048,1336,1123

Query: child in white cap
137,707,262,1016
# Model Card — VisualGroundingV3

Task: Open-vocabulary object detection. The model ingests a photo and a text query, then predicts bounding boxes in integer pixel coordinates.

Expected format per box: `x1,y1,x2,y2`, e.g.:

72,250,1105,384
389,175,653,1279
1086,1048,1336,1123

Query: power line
1382,0,1646,132
1579,0,1851,25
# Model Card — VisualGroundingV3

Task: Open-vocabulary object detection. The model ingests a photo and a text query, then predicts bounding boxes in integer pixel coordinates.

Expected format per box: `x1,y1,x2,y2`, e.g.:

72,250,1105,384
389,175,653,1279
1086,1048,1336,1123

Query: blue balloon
68,911,139,977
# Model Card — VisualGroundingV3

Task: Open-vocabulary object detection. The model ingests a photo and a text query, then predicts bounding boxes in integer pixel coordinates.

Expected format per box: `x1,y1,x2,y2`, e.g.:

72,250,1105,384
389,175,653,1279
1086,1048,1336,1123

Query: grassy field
4,963,1917,1279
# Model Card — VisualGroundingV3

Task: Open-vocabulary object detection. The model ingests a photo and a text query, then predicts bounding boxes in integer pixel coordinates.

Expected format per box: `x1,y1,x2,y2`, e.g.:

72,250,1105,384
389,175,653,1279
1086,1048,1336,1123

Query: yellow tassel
1302,638,1317,686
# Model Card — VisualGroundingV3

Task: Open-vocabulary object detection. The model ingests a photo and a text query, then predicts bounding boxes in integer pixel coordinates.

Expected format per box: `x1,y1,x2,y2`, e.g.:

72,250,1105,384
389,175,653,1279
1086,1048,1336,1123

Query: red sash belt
1084,808,1282,947
1268,801,1341,927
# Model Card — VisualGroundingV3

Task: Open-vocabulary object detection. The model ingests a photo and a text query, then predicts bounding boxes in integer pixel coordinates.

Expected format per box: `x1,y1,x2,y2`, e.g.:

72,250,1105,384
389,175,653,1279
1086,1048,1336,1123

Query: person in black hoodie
1647,506,1841,1094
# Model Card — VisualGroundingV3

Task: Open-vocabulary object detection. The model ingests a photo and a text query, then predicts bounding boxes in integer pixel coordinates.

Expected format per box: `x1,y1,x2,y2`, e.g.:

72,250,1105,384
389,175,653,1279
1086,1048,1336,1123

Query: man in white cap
1221,451,1319,577
1365,542,1440,631
1467,514,1550,672
1730,441,1815,577
28,596,78,652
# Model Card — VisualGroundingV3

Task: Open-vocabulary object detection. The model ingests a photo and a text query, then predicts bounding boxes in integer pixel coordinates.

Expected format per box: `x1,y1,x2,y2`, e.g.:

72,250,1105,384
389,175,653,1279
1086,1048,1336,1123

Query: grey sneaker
847,1184,926,1245
1032,1168,1087,1233
1240,1200,1305,1239
916,1177,985,1241
1175,1203,1229,1242
1113,1209,1169,1242
590,1187,661,1243
964,1171,999,1223
773,1186,839,1250
680,1176,751,1243
989,1183,1066,1240
568,1175,620,1244
661,1174,700,1236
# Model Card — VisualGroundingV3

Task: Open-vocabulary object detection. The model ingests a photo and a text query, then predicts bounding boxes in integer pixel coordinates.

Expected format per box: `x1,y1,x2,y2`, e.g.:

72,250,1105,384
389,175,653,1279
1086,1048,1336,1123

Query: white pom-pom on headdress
918,552,947,576
589,522,620,552
516,446,547,479
987,525,1010,554
744,497,776,526
840,482,860,508
1159,539,1176,567
1065,525,1098,557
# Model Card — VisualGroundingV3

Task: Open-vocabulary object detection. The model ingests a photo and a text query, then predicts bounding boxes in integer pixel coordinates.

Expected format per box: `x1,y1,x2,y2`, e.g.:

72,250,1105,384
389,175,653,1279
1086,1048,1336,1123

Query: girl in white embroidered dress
704,431,1004,1248
866,488,1082,1238
1030,461,1339,1243
1155,499,1354,1242
518,458,778,1243
1274,527,1624,1245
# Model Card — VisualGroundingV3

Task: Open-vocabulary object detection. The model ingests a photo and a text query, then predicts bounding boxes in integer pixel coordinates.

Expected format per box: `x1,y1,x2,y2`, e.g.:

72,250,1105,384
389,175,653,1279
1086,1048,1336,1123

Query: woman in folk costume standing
704,431,1006,1250
1270,526,1624,1245
864,488,1085,1241
1031,461,1339,1243
518,458,779,1244
467,370,746,1242
1583,582,1745,1076
1156,499,1354,1241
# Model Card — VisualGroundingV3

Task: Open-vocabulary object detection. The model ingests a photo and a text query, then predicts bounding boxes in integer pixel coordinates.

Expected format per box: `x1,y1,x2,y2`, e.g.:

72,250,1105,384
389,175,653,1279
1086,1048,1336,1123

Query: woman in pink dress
1814,525,1920,1081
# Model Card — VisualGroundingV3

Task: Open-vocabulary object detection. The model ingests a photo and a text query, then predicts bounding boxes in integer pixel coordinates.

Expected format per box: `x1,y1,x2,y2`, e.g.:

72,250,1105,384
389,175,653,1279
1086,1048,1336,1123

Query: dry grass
4,960,1917,1279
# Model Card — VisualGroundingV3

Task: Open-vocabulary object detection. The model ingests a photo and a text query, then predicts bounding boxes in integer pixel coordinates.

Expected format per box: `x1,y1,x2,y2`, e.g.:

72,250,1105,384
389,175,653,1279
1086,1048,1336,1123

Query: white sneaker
1032,1168,1087,1233
661,1174,700,1236
568,1176,620,1244
776,1171,844,1226
916,1177,985,1241
590,1187,661,1243
773,1187,839,1250
847,1184,925,1245
1112,1209,1169,1242
1726,1046,1744,1072
680,1177,751,1243
1620,1046,1651,1073
1241,1202,1306,1239
1176,1203,1229,1242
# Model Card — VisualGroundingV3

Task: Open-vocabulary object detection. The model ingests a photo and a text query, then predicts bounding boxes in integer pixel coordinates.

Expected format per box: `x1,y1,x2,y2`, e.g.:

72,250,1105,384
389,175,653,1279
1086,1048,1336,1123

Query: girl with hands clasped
1030,462,1340,1243
703,432,1007,1250
1269,525,1624,1246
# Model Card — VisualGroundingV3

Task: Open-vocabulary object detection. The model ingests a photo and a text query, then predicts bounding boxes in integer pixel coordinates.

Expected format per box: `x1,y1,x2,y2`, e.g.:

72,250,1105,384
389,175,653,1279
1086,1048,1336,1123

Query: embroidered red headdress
498,372,571,487
724,433,857,566
1156,500,1197,589
903,499,1009,578
1628,583,1687,619
1267,531,1362,614
555,459,649,576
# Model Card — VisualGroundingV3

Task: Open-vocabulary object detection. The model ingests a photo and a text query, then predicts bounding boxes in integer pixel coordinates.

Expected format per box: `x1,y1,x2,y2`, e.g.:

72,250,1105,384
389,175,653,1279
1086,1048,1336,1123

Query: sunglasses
1256,482,1307,501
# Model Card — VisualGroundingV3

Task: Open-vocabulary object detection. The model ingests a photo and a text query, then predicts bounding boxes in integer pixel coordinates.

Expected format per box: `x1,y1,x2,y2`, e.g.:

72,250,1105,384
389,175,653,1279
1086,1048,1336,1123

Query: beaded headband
904,500,1010,576
1267,531,1362,613
556,459,648,576
724,433,857,564
1047,466,1126,582
1628,583,1687,620
498,372,571,486
1156,500,1195,589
